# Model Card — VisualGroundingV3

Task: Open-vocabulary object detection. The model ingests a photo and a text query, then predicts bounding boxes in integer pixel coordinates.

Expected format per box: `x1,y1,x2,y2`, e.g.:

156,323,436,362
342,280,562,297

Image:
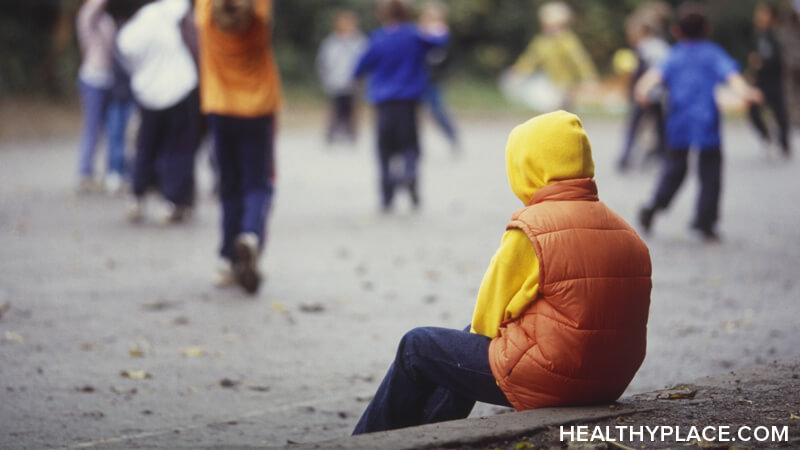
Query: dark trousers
327,94,356,143
748,83,790,153
132,89,201,206
376,100,420,208
651,148,722,231
209,114,275,261
619,101,665,168
352,326,511,435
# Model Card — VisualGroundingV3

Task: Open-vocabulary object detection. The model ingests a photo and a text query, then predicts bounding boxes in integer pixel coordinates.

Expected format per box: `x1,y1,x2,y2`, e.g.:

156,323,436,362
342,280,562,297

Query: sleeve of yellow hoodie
470,229,539,339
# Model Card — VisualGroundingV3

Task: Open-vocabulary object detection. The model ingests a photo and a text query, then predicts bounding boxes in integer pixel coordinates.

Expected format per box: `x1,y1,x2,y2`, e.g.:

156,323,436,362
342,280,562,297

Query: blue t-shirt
660,40,739,150
353,24,448,104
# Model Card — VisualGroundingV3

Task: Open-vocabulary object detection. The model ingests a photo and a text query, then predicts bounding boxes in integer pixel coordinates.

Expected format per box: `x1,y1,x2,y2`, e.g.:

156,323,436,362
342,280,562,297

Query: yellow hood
505,110,594,205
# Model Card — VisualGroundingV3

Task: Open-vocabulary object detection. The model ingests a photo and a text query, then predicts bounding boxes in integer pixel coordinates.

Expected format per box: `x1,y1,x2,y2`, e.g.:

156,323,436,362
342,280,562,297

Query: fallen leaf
75,385,95,393
129,348,145,358
271,302,287,312
111,386,137,395
656,387,697,400
121,370,152,379
172,316,190,326
513,442,534,450
140,300,174,311
0,301,10,320
141,410,153,415
299,303,325,313
4,331,24,343
220,378,238,388
790,413,800,420
245,384,270,392
180,346,206,357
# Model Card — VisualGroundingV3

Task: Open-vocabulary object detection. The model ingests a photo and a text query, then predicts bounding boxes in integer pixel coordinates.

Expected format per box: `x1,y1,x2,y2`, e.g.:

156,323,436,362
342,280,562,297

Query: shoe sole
234,240,261,294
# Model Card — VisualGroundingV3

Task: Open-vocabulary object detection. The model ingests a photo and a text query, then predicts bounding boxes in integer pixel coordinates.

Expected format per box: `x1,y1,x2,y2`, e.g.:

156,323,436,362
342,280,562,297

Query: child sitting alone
353,110,652,434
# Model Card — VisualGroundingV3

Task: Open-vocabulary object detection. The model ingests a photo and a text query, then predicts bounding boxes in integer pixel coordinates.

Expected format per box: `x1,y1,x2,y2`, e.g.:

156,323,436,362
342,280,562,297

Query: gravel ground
0,109,798,448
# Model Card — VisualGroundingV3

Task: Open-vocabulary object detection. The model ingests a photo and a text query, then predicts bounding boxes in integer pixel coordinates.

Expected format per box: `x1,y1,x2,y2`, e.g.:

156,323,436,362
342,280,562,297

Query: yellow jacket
512,30,597,87
471,110,595,338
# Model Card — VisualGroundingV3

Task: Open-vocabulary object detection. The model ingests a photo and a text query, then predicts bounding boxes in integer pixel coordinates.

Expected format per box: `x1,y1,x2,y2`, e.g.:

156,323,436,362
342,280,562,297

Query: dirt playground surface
1,102,799,448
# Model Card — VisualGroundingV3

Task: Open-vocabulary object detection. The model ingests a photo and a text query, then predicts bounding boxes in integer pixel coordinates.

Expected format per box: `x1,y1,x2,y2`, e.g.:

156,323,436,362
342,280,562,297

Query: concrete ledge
293,403,648,450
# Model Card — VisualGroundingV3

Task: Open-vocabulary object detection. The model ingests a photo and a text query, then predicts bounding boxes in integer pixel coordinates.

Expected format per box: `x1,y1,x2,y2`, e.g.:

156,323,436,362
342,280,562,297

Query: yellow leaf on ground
180,346,206,357
790,412,800,420
120,370,152,379
4,331,23,343
271,301,287,312
129,348,145,357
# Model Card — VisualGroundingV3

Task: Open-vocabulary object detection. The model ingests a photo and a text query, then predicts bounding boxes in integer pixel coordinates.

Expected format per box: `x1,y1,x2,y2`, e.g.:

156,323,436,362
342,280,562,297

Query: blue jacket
354,24,448,104
660,40,738,150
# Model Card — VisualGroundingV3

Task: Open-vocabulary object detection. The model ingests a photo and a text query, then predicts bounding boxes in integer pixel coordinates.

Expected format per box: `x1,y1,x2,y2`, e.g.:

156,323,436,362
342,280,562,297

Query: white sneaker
234,233,262,294
214,258,236,287
127,197,144,223
104,173,124,195
156,201,192,225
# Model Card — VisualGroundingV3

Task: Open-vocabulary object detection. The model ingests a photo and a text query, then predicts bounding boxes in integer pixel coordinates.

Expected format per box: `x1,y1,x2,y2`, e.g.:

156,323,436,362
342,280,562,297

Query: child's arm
726,72,764,104
633,68,663,106
470,230,539,339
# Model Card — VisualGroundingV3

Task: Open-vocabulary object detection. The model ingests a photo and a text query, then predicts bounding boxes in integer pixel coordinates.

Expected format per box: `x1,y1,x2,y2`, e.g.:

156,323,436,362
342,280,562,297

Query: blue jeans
106,98,134,176
422,83,457,145
209,114,275,261
352,326,511,435
77,80,111,176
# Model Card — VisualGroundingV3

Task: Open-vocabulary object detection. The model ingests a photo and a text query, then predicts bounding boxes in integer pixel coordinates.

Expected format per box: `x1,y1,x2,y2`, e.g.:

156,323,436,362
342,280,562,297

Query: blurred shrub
0,0,792,98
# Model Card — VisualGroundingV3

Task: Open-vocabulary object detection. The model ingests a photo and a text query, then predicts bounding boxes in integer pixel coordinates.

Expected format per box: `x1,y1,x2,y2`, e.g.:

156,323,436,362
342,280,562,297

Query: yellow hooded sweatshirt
470,110,595,338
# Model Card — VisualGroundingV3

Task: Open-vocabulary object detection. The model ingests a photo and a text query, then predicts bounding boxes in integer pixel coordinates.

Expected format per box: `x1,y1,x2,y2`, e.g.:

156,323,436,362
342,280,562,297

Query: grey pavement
0,110,798,449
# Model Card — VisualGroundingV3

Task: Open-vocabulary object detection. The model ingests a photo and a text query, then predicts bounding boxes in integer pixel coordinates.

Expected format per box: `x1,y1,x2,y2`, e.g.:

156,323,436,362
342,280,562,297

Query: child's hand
745,87,764,105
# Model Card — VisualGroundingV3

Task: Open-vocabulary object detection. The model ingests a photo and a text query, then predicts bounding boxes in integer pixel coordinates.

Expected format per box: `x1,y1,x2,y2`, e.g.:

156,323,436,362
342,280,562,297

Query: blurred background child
196,0,283,294
636,2,763,241
353,0,448,212
617,9,671,172
506,1,597,111
75,0,116,192
748,3,792,158
419,1,458,153
117,0,202,224
316,10,366,146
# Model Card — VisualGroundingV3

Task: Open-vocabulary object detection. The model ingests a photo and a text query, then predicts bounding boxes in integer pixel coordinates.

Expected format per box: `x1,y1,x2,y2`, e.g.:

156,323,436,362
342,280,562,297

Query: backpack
211,0,254,33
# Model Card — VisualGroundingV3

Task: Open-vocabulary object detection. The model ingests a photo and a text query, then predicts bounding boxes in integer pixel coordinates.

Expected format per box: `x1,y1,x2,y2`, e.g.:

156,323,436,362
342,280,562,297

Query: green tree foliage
0,0,793,98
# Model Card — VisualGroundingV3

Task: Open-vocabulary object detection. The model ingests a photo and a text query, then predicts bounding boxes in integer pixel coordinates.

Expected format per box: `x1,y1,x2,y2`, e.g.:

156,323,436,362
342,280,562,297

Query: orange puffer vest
488,178,651,410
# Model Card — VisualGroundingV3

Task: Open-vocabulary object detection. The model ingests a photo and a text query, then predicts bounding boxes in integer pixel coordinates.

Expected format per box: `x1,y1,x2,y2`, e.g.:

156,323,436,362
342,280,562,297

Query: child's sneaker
234,233,261,294
214,258,236,288
638,206,656,234
157,201,192,225
104,172,124,195
127,197,144,223
690,223,721,243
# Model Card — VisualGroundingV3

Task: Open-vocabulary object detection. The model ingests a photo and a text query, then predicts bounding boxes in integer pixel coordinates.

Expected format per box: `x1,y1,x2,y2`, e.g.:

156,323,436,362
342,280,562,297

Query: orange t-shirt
195,0,282,117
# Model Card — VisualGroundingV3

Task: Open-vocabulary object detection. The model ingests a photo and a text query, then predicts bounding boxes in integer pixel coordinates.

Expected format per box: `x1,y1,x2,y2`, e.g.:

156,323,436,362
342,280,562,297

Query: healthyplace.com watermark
560,425,789,444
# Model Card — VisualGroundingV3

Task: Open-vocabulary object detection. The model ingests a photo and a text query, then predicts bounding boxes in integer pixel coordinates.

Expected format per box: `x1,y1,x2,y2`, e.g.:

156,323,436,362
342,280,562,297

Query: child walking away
353,111,652,434
420,1,458,152
117,0,202,224
617,13,670,172
636,3,763,241
353,0,448,212
316,10,366,145
75,0,116,193
748,3,792,159
196,0,282,294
